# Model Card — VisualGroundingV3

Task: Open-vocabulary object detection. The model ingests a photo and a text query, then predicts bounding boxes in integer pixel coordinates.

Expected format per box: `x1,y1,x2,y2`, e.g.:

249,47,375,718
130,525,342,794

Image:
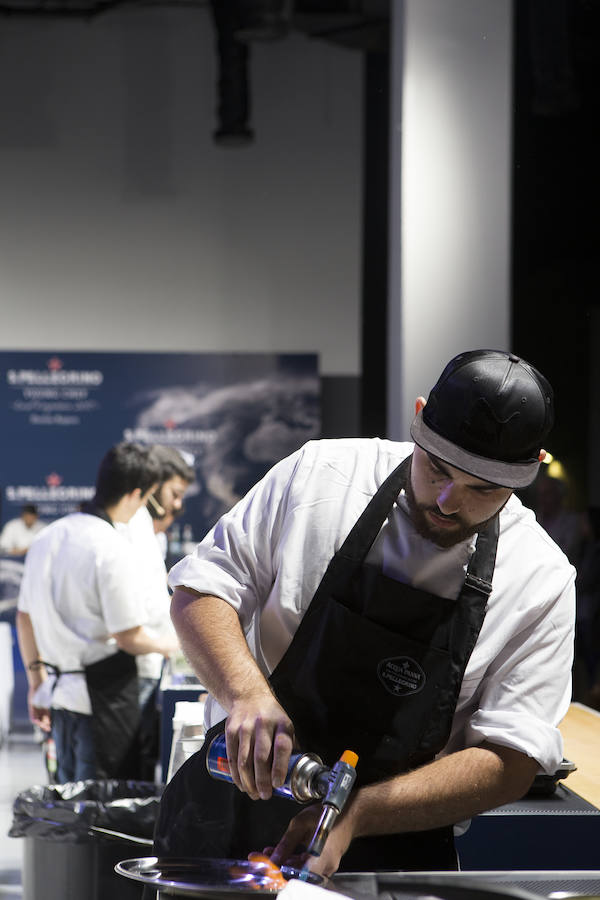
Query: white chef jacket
169,439,576,775
18,512,148,715
118,506,177,680
0,517,45,554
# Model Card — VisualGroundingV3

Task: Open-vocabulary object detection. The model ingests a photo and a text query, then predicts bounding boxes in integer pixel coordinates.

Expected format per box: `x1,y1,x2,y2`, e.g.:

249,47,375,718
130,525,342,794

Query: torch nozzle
306,750,358,859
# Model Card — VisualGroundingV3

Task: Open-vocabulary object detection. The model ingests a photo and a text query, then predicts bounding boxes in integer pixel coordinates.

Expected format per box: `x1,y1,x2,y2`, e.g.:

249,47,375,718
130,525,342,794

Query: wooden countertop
559,701,600,808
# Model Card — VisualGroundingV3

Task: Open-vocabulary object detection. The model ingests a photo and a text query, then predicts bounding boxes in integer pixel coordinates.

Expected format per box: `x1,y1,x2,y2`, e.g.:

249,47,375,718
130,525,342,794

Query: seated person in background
0,505,45,556
16,442,179,783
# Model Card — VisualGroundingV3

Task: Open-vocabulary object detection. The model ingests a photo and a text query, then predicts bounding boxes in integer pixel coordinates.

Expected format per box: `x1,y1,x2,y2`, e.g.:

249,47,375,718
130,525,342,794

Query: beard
404,464,489,549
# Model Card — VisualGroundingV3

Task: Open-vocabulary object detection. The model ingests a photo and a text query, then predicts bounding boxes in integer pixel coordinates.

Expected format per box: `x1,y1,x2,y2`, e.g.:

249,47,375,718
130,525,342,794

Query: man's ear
539,449,547,463
415,396,426,416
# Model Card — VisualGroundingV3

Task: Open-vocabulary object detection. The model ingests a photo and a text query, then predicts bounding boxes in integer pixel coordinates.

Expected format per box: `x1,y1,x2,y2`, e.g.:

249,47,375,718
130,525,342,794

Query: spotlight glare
547,460,566,480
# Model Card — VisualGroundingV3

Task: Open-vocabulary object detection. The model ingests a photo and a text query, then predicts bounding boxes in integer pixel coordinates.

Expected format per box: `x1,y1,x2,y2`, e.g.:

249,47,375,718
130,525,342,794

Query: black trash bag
9,779,163,844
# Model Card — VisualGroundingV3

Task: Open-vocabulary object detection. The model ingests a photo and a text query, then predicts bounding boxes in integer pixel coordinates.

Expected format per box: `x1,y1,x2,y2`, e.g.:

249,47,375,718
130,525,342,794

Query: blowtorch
206,734,359,857
304,749,359,859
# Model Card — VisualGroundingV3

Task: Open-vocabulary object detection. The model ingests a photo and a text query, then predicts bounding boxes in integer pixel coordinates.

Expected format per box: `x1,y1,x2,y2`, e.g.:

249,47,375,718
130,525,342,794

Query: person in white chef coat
17,443,178,782
0,505,45,556
155,350,575,877
120,445,194,779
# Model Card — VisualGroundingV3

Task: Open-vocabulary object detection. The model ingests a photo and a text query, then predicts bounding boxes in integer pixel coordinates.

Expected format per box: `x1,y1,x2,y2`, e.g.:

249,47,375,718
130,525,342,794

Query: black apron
37,650,141,779
84,648,142,779
154,456,498,870
42,503,143,780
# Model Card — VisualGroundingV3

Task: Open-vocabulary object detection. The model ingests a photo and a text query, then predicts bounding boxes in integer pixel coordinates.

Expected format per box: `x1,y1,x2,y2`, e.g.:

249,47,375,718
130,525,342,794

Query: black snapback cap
410,349,554,488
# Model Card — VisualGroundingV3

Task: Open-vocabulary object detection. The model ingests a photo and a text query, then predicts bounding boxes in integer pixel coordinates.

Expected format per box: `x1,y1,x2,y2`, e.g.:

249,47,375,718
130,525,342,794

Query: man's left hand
27,688,51,733
266,803,354,878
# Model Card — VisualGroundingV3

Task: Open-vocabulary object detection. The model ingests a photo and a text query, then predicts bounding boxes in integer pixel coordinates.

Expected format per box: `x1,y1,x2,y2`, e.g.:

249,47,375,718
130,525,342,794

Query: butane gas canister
206,732,331,802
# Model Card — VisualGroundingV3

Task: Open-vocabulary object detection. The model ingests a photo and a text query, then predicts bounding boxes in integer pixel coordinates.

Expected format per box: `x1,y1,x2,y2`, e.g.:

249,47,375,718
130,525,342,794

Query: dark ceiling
0,0,390,48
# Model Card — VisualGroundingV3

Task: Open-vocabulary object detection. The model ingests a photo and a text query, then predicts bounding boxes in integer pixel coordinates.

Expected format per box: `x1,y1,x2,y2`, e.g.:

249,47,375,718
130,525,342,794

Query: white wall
0,6,362,377
388,0,513,437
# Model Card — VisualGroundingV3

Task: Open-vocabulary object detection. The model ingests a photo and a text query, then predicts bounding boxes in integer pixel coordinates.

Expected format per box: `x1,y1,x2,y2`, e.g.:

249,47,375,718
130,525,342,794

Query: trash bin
9,780,163,900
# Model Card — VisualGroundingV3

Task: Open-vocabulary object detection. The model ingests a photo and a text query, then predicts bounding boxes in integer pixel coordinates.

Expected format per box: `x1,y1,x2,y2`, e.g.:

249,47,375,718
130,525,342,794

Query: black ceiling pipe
232,0,290,42
209,0,254,146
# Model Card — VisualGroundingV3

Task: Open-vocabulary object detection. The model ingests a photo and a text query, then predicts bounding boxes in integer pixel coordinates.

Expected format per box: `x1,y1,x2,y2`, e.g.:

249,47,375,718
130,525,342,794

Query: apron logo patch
377,656,426,696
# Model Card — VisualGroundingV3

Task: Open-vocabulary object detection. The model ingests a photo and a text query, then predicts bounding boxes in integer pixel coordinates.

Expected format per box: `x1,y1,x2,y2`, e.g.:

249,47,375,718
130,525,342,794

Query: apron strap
337,456,411,564
28,659,85,677
308,457,410,612
28,659,86,701
79,501,114,526
463,512,499,597
446,513,499,694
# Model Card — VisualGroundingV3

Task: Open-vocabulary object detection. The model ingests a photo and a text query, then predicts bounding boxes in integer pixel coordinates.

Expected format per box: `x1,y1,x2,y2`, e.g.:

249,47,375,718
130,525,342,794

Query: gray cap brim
410,409,541,489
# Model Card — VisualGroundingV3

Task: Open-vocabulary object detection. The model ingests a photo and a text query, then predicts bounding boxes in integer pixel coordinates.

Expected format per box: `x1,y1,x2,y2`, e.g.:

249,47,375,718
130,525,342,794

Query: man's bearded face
406,447,512,548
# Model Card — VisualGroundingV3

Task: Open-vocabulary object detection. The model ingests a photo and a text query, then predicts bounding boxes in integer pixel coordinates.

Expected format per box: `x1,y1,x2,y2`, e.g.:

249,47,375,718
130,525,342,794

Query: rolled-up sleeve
451,559,575,774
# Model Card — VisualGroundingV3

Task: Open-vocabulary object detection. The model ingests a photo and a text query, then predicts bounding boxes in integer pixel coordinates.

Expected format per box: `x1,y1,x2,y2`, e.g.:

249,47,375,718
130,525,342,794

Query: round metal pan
114,856,325,898
115,859,563,900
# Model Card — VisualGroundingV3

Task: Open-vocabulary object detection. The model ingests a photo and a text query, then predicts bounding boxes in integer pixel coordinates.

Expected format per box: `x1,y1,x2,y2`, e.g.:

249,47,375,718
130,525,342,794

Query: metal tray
114,859,571,900
115,856,324,897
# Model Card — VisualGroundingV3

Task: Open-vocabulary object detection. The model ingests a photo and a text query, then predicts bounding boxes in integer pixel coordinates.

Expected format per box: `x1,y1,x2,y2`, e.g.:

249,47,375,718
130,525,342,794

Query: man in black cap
156,349,575,875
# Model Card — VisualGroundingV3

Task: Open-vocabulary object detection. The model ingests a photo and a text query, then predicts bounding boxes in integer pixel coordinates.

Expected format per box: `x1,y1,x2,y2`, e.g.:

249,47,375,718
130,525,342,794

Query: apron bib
155,455,498,870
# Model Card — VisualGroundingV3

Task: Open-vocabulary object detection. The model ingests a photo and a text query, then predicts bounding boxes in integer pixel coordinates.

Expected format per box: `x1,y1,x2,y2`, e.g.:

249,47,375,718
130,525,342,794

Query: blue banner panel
0,350,320,550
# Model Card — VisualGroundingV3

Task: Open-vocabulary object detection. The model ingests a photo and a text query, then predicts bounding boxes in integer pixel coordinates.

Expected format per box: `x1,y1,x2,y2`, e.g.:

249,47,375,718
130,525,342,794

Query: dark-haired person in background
120,444,195,780
146,444,196,560
16,442,178,782
155,350,575,875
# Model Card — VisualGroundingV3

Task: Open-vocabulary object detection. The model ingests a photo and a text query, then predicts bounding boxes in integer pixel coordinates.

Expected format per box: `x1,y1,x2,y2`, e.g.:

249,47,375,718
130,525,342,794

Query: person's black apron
154,455,498,870
40,503,143,780
84,648,142,779
35,649,141,779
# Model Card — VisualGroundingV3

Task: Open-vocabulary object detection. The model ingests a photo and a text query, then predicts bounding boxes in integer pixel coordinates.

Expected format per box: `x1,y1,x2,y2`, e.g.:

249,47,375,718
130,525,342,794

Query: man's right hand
169,589,296,799
224,693,295,801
